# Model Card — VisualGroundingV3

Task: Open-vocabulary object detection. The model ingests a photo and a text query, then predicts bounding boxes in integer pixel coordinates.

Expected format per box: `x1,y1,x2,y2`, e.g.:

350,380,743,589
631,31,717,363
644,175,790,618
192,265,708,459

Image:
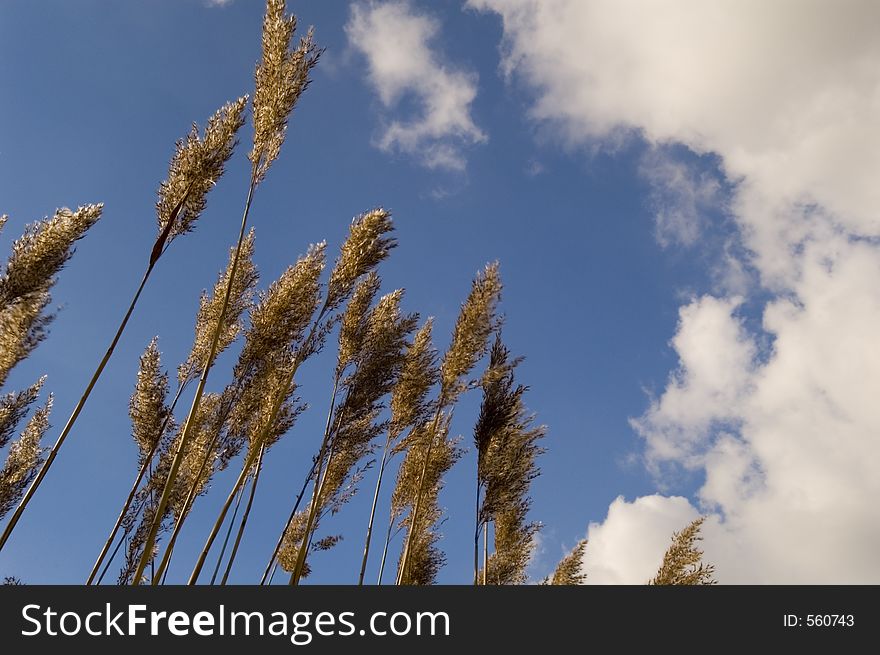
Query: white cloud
346,1,486,170
469,0,880,582
582,495,699,584
631,295,755,467
468,0,880,286
206,0,233,6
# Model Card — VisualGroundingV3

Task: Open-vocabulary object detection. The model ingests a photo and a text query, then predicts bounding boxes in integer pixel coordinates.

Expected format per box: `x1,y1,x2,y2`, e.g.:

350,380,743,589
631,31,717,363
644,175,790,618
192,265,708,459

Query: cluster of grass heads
0,0,714,587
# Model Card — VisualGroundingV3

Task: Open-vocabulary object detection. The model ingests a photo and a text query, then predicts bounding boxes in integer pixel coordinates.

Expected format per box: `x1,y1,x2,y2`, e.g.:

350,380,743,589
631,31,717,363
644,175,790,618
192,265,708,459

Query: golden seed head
156,96,248,242
172,393,224,518
240,241,325,371
300,288,417,540
0,205,102,386
0,376,46,450
130,338,172,467
337,288,416,424
0,204,103,306
547,539,588,585
440,262,502,399
391,417,458,518
474,336,545,584
180,230,259,384
0,291,51,389
483,502,539,585
277,511,310,575
393,418,460,585
326,209,396,311
239,365,301,455
649,517,716,586
337,271,380,373
390,319,438,438
0,395,52,519
250,0,320,183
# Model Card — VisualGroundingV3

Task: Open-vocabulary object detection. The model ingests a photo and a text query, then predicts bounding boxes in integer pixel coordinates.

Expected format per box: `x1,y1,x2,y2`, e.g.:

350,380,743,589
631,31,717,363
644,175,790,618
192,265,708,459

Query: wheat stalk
133,3,318,582
358,319,437,584
90,225,256,585
397,263,501,584
0,204,104,549
392,416,461,585
475,336,544,585
3,95,246,552
262,273,379,582
288,289,415,584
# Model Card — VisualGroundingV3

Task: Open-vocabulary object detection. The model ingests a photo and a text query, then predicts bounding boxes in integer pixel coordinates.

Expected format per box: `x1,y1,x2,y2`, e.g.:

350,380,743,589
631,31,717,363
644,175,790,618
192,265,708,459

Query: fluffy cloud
346,1,486,170
469,0,880,582
582,495,699,584
631,296,755,467
468,0,880,285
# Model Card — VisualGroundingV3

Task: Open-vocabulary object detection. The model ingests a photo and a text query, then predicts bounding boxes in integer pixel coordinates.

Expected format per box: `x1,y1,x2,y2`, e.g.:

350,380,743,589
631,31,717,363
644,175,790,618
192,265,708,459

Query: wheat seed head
172,393,224,517
130,338,171,467
391,414,459,519
336,289,416,431
326,209,396,311
277,511,310,574
337,271,381,374
240,241,325,370
394,420,461,585
484,501,538,585
0,291,51,388
390,319,438,439
650,516,716,585
548,539,588,585
250,0,320,183
156,96,248,242
440,262,502,398
0,395,52,519
0,376,46,450
180,229,259,384
0,204,103,307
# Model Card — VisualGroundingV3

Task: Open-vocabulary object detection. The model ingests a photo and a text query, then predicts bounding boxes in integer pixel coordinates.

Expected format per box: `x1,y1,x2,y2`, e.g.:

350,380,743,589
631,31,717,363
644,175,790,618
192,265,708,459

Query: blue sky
1,0,878,584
